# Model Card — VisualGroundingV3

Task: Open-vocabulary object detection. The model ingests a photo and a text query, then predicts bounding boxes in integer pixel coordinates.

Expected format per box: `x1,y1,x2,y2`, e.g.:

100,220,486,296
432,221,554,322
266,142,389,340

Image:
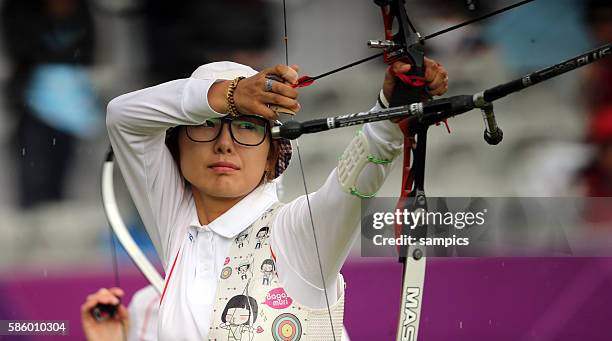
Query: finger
108,287,124,298
392,61,412,75
290,64,300,73
116,305,129,322
262,93,300,112
96,287,112,295
424,63,441,84
81,299,99,315
429,77,448,96
261,66,286,83
270,81,298,99
273,64,299,84
430,68,449,96
429,83,448,96
428,72,446,92
83,292,109,310
95,296,120,306
95,288,121,305
423,57,441,81
253,103,279,121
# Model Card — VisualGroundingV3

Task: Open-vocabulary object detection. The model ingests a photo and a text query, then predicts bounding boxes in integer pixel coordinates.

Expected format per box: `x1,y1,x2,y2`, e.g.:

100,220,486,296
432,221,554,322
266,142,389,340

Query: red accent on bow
397,74,426,87
388,65,427,88
436,119,452,134
394,119,415,250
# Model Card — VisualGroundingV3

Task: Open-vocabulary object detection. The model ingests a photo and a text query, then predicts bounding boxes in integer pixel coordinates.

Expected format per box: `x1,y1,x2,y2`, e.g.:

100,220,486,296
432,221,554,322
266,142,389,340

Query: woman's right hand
208,64,301,120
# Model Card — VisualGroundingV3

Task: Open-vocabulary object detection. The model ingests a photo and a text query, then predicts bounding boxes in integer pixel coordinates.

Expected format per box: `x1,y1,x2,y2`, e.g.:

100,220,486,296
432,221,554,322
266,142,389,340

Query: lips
209,161,240,173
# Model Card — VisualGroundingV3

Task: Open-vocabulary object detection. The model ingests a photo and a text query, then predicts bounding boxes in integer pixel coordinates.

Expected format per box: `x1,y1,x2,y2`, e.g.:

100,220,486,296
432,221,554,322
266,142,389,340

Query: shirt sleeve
106,77,221,267
271,101,404,308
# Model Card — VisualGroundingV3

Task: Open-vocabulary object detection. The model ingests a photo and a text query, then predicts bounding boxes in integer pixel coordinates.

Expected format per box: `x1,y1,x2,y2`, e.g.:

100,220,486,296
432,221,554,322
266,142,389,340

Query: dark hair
164,126,280,182
261,259,275,271
165,127,181,163
221,295,258,324
256,226,270,237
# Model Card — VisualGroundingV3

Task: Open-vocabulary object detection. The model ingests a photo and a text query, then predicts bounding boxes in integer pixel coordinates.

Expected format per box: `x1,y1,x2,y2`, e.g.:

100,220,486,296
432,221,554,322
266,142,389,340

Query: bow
273,0,610,340
90,148,165,322
100,148,164,296
280,1,432,339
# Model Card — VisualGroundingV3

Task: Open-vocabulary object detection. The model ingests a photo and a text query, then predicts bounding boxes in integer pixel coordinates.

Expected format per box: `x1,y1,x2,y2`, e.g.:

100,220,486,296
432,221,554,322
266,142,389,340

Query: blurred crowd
0,0,610,267
1,0,275,210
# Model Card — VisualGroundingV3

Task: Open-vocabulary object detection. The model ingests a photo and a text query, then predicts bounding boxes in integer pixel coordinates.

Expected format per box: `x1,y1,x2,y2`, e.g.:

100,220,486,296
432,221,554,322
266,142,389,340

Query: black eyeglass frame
185,115,272,147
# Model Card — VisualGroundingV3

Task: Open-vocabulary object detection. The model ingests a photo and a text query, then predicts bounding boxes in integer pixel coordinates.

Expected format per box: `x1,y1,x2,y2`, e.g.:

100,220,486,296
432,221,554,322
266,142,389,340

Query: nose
213,123,235,154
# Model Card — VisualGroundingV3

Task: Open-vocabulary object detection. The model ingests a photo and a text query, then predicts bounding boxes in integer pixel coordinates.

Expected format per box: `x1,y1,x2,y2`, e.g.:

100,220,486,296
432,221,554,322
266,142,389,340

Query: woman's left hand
81,287,129,341
382,57,449,100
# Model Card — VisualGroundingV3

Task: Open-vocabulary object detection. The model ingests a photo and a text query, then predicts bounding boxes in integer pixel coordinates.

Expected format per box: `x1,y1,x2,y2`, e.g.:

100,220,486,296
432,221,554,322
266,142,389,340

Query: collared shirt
107,62,403,340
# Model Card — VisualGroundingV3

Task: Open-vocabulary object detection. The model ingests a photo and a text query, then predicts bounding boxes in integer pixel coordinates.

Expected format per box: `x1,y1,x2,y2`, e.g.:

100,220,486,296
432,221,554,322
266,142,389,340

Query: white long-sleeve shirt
106,63,403,340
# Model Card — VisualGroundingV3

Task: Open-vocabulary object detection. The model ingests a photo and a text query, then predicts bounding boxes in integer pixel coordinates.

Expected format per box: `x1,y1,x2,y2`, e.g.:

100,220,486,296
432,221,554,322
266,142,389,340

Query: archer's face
178,125,273,199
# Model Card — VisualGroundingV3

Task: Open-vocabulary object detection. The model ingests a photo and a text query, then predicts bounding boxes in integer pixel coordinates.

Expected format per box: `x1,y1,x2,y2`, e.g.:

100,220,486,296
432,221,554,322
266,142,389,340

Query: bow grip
389,64,430,108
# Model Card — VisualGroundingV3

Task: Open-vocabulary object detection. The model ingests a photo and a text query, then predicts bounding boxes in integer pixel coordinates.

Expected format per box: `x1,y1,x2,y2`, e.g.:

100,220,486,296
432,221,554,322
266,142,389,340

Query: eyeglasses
185,115,270,146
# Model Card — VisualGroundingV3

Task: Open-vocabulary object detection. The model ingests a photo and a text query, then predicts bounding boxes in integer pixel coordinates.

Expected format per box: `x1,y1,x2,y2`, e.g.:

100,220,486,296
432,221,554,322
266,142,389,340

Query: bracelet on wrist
226,76,245,116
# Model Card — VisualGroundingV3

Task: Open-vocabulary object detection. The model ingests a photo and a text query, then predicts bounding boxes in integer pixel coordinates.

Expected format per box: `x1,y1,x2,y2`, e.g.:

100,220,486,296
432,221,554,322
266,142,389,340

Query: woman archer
105,59,448,340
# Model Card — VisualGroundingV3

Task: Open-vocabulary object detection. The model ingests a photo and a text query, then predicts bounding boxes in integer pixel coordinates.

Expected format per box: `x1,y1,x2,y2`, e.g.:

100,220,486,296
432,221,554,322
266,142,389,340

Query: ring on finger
265,79,274,92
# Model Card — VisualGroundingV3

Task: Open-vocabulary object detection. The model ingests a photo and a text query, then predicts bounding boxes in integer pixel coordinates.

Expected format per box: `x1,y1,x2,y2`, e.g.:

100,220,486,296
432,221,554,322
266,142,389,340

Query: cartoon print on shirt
259,207,275,221
221,266,233,280
235,227,251,249
219,294,258,341
260,259,275,286
254,226,270,249
237,260,252,281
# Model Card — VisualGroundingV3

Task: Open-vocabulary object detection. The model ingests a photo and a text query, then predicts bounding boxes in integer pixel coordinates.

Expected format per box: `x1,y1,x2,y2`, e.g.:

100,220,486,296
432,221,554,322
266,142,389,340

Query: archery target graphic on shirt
221,266,232,279
271,313,302,341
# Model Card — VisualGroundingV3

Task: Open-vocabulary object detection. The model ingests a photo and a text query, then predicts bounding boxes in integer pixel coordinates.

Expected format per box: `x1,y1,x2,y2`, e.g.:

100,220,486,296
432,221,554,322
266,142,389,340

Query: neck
192,188,246,225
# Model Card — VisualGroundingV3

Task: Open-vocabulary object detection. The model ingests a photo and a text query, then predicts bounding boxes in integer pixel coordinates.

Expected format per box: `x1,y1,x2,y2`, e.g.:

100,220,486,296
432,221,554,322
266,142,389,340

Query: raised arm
106,76,222,266
106,61,301,267
271,113,403,305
